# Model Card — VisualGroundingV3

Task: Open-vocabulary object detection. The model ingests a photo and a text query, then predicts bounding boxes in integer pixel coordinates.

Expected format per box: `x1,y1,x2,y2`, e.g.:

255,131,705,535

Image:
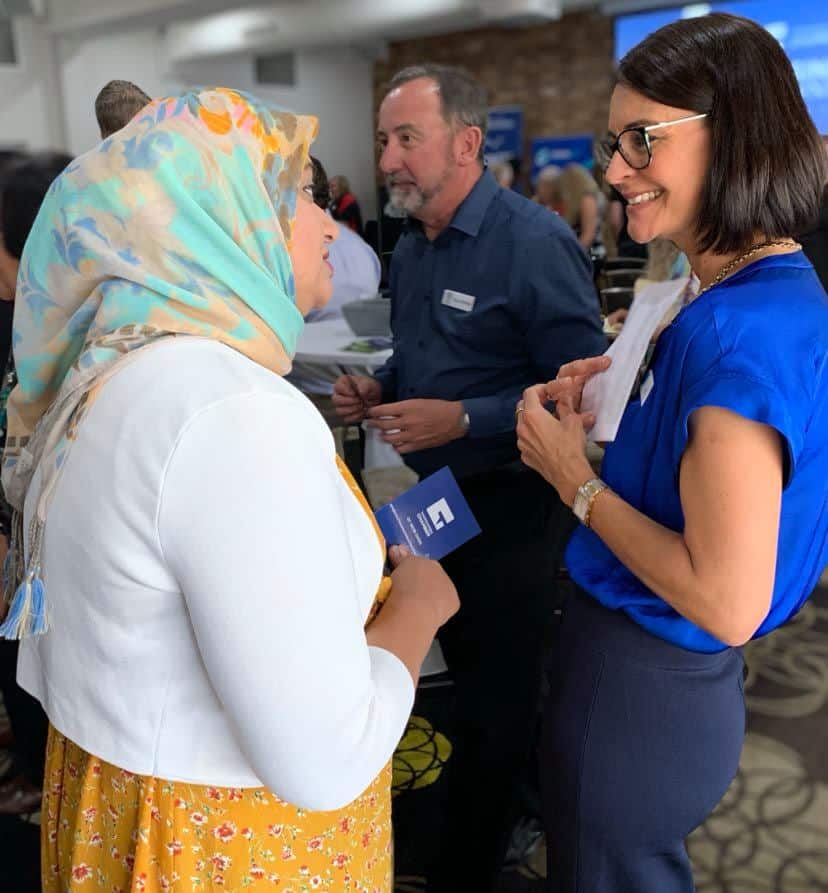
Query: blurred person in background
94,79,151,139
555,162,606,259
643,236,691,282
329,173,364,235
609,186,649,260
533,164,563,214
0,151,72,817
0,150,25,778
490,160,515,190
0,151,26,368
605,237,692,333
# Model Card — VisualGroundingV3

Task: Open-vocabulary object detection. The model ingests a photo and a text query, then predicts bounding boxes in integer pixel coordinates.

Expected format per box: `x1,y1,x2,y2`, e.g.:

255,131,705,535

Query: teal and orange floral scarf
0,87,317,637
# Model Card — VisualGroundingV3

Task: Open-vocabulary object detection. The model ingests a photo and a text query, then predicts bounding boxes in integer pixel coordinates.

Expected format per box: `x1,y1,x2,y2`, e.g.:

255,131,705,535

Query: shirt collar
449,168,499,237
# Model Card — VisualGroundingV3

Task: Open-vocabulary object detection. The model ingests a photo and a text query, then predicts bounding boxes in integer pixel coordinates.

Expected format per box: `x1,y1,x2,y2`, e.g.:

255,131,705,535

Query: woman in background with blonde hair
645,236,690,281
533,164,563,214
491,160,515,190
556,162,606,258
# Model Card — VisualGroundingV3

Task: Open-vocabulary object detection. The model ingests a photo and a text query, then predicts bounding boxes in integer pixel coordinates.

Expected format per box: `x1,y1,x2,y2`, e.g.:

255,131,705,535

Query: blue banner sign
485,106,523,162
530,134,594,182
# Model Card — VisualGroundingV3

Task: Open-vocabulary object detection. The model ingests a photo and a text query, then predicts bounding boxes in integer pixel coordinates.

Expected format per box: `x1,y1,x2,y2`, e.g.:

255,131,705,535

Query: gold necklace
696,239,800,296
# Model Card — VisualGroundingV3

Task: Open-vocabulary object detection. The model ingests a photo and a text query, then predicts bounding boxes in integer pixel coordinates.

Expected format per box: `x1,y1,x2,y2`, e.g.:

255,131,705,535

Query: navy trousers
542,588,746,893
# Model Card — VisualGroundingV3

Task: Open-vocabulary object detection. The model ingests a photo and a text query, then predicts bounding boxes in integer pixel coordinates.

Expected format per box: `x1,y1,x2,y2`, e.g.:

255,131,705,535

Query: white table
294,319,392,370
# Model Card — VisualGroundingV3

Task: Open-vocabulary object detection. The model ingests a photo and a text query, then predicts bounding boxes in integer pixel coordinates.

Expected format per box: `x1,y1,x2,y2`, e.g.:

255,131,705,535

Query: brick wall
373,11,616,186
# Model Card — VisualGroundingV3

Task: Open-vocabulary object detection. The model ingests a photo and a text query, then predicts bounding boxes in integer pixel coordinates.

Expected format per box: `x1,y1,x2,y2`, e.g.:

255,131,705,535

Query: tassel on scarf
0,514,48,639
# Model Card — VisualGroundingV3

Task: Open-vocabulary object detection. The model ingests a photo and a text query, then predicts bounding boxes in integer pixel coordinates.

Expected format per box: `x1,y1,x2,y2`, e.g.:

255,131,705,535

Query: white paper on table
582,277,690,442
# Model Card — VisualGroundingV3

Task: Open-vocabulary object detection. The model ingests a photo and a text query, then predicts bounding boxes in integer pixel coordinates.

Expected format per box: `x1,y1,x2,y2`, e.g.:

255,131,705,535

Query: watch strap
572,478,609,527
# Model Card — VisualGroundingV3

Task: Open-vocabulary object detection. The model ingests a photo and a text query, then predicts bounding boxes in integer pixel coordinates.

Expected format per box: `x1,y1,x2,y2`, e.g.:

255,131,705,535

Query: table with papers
294,319,392,369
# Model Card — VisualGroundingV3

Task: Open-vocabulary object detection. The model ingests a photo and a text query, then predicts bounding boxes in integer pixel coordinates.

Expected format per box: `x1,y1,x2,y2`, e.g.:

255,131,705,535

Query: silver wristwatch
572,478,608,526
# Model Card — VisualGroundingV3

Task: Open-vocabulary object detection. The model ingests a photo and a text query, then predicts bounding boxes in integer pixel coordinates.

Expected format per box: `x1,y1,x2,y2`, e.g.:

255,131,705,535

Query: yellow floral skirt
42,725,392,892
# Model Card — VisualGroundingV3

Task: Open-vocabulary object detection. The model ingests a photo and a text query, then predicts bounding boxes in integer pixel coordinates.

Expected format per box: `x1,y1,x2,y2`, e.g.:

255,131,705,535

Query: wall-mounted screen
614,2,828,133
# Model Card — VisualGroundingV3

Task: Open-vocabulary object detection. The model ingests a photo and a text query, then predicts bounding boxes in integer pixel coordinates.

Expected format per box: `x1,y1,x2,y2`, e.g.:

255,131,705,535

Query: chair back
600,287,634,315
603,257,647,271
604,268,643,288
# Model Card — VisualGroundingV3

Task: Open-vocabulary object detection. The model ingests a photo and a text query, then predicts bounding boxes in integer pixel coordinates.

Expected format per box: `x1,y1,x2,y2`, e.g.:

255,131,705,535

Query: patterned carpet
688,584,828,893
490,582,828,893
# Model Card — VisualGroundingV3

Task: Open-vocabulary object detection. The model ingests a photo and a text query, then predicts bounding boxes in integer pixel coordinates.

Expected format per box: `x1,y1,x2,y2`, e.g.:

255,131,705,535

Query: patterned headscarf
0,87,317,637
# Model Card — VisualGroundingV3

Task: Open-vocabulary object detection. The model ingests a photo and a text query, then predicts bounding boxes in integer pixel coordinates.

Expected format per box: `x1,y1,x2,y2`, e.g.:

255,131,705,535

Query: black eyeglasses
595,113,708,172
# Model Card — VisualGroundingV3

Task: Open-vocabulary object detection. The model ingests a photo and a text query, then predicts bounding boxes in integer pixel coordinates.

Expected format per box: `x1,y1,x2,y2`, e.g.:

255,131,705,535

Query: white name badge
639,370,655,405
441,289,476,312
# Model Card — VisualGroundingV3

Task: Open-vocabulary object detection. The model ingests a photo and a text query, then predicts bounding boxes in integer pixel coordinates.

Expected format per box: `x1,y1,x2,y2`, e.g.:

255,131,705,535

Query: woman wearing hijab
0,87,457,891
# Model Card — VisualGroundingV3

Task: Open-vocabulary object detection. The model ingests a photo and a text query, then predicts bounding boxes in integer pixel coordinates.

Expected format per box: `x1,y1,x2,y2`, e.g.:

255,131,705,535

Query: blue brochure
375,467,481,560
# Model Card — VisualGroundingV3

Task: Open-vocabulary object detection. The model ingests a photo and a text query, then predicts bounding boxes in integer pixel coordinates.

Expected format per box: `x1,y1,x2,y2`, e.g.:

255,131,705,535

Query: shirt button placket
424,243,436,309
415,243,435,394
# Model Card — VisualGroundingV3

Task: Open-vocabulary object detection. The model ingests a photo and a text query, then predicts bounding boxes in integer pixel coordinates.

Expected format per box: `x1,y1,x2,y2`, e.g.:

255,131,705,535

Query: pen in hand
339,366,370,418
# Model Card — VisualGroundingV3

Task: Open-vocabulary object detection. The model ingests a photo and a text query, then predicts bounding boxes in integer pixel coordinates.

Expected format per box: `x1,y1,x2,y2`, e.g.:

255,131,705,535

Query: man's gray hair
387,64,488,161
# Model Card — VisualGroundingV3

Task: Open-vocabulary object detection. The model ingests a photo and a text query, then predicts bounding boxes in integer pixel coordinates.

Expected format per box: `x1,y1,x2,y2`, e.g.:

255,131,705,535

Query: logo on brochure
374,466,480,560
426,498,455,530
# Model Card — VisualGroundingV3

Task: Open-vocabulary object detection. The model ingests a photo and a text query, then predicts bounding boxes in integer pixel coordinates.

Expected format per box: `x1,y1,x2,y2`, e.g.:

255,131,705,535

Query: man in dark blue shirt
369,164,602,479
333,64,605,892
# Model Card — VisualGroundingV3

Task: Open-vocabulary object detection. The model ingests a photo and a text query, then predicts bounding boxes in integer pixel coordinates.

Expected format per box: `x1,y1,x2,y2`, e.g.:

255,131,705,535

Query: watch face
574,479,603,521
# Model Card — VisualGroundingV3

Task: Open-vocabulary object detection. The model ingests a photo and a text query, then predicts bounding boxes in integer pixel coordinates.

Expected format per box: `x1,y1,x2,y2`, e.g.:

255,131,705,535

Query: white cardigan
18,338,414,811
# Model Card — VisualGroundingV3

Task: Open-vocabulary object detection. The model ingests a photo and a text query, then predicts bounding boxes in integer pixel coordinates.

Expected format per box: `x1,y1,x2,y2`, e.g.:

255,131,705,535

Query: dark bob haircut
1,152,73,260
618,13,827,254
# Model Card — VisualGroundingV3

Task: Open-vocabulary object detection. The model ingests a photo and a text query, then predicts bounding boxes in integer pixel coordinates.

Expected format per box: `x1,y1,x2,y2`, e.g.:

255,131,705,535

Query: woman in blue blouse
516,13,828,893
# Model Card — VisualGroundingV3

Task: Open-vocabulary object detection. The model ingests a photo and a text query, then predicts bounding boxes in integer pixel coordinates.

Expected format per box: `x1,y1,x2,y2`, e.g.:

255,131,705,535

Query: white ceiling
43,0,603,60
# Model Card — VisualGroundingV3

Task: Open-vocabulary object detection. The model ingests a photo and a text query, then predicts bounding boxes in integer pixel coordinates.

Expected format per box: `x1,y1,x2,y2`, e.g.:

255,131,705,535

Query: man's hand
367,399,467,454
332,374,382,423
